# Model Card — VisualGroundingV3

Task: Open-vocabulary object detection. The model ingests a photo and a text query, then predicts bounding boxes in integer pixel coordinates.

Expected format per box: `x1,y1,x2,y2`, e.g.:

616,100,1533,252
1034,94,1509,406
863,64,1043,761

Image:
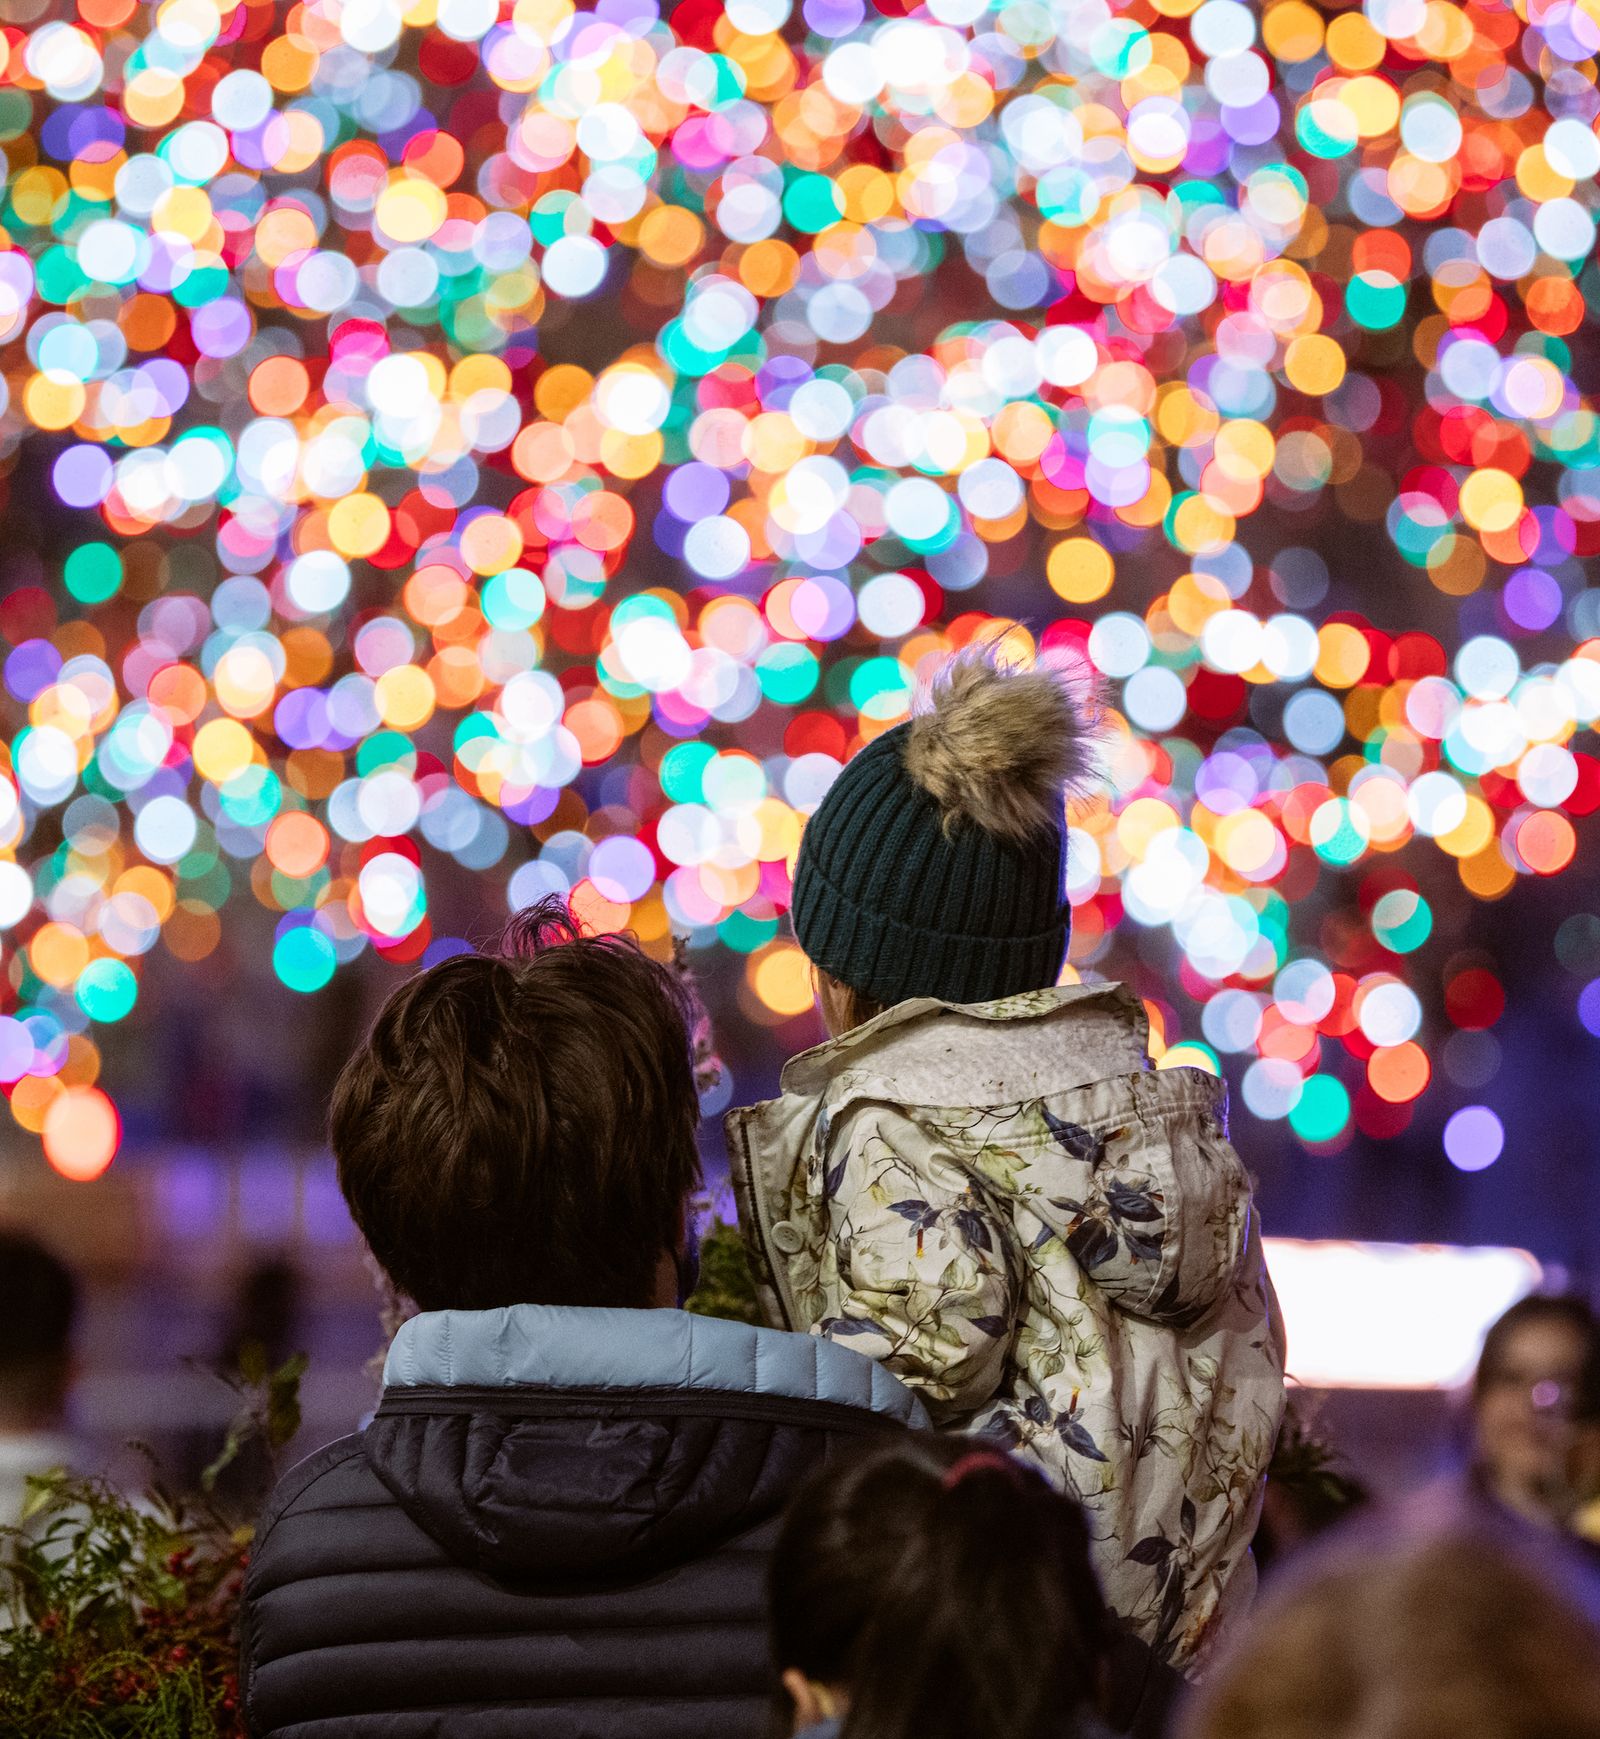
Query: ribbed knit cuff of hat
791,847,1069,1009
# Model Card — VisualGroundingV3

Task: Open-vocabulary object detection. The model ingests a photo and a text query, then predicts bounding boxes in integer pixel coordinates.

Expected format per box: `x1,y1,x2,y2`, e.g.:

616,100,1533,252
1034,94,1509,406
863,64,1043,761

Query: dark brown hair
1475,1294,1600,1421
769,1434,1106,1739
331,898,701,1312
1179,1526,1600,1739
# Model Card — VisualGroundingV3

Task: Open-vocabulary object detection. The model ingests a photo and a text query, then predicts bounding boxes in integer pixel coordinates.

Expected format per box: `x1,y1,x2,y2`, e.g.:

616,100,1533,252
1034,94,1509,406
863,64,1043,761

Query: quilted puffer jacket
728,982,1286,1669
240,1304,925,1739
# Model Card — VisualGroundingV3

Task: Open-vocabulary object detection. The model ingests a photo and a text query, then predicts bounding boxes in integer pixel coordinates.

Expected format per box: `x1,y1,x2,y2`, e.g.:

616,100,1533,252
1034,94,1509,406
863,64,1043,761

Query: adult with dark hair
769,1434,1178,1739
1469,1294,1600,1540
240,900,925,1739
0,1229,80,1530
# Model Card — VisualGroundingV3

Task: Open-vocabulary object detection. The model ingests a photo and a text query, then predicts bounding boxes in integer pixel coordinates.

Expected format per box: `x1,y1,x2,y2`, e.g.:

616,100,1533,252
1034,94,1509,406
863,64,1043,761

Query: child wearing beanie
729,637,1285,1672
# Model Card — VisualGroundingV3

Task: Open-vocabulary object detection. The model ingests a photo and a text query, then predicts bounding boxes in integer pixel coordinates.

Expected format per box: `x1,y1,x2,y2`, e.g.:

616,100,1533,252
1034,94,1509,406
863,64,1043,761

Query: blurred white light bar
1263,1238,1543,1390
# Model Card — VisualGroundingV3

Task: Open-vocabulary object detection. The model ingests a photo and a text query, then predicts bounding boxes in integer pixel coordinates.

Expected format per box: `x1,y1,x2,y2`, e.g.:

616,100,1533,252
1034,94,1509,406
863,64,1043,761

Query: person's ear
781,1668,832,1730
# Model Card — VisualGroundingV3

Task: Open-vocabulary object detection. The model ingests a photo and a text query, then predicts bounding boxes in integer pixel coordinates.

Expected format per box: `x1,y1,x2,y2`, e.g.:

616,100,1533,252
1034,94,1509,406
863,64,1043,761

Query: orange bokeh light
42,1085,120,1181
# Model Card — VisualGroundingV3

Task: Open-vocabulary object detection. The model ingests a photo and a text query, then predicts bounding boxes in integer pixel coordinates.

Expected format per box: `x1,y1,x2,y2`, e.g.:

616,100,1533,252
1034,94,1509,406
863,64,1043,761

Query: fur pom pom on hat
904,641,1102,841
791,637,1104,1009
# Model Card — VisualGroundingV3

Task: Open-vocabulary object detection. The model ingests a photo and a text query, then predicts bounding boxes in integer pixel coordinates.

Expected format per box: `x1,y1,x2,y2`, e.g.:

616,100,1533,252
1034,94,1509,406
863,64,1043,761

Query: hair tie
941,1450,1024,1491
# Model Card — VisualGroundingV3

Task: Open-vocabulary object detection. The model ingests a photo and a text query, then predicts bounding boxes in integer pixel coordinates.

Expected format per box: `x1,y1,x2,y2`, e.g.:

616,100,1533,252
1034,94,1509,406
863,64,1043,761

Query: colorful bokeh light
0,0,1594,1174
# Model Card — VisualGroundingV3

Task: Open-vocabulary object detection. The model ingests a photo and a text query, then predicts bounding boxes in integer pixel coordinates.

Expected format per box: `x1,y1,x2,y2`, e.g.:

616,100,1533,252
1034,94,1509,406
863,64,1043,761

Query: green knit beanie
792,644,1099,1008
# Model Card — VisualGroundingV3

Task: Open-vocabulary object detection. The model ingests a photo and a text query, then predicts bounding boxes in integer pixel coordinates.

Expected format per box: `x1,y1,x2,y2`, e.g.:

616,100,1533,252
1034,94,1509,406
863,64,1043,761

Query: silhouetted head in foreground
769,1434,1110,1739
1180,1523,1600,1739
0,1229,78,1430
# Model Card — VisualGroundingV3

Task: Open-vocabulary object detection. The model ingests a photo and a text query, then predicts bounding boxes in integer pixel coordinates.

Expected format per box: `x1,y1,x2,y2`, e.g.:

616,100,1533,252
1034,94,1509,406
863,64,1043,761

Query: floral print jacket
727,982,1285,1670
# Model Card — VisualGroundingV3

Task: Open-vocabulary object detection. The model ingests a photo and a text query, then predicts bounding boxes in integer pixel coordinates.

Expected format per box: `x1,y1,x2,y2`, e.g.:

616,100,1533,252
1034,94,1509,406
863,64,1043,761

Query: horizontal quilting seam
252,1563,454,1592
270,1446,369,1513
255,1613,770,1655
263,1691,769,1724
270,1500,408,1519
268,1692,764,1733
252,1541,775,1594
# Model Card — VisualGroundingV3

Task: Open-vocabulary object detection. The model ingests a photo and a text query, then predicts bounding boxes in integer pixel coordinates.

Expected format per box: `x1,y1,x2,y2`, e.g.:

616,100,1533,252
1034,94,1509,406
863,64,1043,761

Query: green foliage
0,1474,247,1738
1268,1395,1369,1525
684,1218,763,1326
201,1347,307,1496
0,1348,307,1739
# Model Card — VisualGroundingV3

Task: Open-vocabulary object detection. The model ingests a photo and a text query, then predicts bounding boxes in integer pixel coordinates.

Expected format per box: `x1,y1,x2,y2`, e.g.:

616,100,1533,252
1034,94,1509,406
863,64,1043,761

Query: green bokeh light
718,909,779,953
660,741,716,803
481,568,546,631
64,543,123,605
74,958,137,1023
756,643,819,705
1347,272,1407,331
1372,888,1432,953
1289,1074,1351,1143
782,173,845,234
274,925,337,993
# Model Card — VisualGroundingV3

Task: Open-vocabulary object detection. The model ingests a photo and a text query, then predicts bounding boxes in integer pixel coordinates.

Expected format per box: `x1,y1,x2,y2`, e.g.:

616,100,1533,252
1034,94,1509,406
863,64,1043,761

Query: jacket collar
775,979,1145,1098
383,1303,927,1427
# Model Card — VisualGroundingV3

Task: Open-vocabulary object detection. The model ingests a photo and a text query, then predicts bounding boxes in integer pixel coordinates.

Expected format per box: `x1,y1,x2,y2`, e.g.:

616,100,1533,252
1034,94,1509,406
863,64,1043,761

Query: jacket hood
363,1305,923,1581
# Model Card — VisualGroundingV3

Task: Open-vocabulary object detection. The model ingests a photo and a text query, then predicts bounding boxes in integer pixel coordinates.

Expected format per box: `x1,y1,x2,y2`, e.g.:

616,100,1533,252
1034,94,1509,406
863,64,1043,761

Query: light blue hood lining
383,1303,928,1428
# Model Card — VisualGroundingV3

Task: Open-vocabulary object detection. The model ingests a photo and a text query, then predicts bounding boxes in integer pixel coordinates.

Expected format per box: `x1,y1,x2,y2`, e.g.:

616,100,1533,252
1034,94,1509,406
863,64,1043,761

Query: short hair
0,1230,79,1417
770,1435,1107,1739
332,899,701,1313
1179,1526,1600,1739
